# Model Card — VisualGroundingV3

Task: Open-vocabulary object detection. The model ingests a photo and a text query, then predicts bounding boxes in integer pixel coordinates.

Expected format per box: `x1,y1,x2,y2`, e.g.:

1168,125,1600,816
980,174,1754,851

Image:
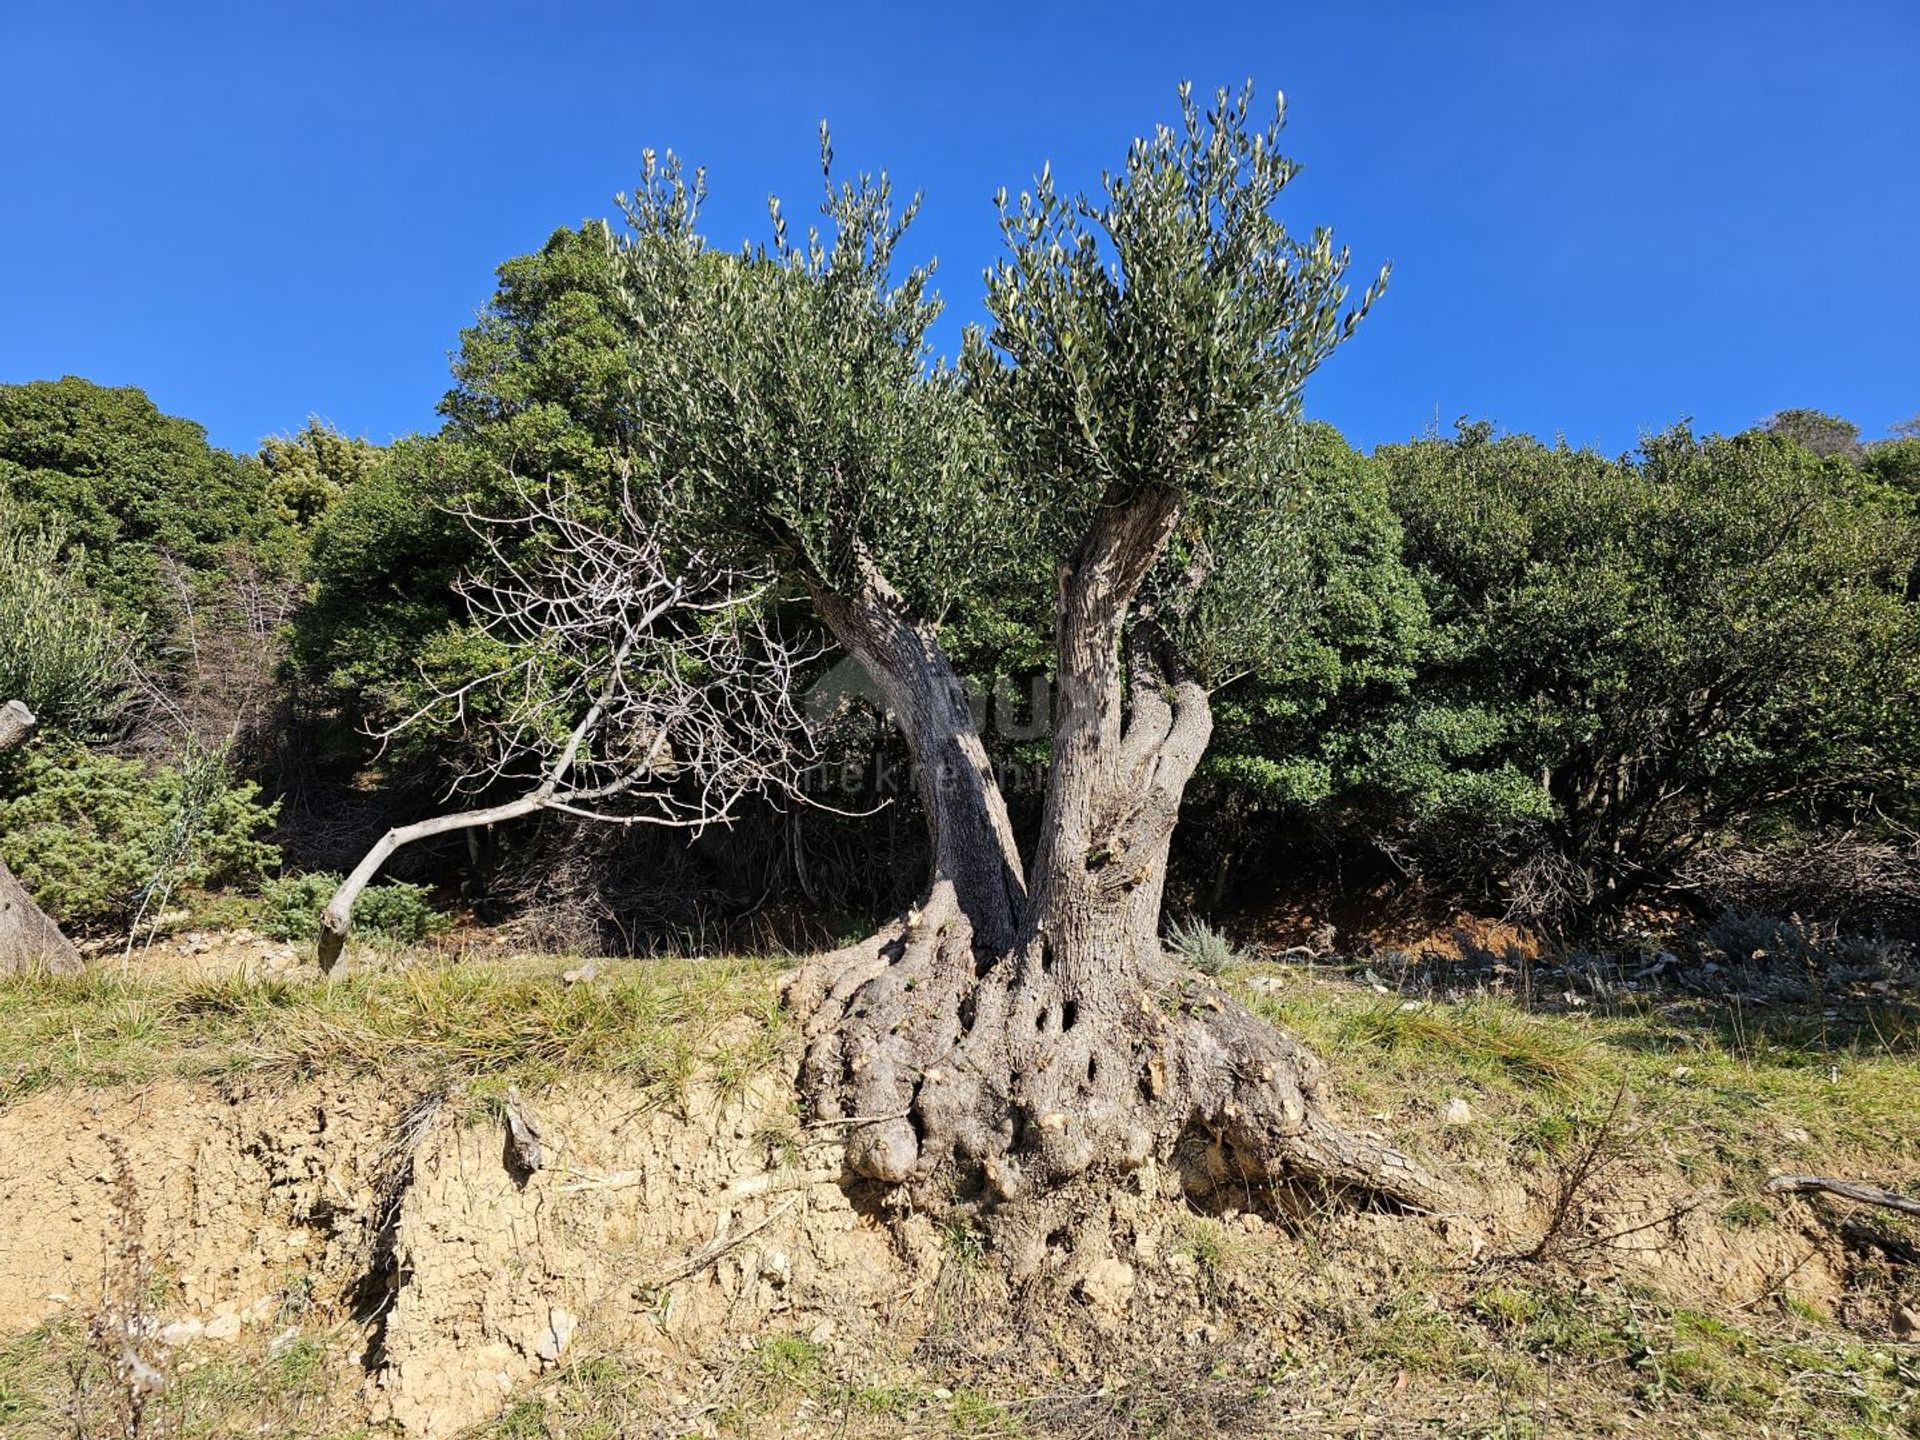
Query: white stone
204,1313,242,1342
534,1306,578,1363
1440,1097,1473,1125
159,1318,204,1345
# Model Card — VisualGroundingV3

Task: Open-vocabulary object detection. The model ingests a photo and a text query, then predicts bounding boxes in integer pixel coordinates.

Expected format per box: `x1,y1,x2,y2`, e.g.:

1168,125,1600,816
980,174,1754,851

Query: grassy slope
1,950,1916,1438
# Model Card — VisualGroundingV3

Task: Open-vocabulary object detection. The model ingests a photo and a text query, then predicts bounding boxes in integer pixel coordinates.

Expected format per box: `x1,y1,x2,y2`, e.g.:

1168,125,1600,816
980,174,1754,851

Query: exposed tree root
785,885,1450,1238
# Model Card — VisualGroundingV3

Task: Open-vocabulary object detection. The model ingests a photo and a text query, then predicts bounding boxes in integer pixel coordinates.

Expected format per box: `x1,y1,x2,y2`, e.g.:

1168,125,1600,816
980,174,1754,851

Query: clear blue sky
3,1,1915,458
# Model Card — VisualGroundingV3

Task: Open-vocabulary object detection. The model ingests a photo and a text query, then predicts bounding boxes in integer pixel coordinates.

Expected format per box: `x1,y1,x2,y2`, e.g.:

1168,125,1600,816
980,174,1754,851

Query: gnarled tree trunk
788,495,1444,1254
0,701,83,977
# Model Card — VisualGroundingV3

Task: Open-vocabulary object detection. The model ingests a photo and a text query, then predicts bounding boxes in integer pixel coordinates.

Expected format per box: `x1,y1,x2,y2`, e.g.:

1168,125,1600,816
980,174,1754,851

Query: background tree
291,228,633,785
259,418,382,526
1374,422,1919,917
0,378,292,638
1762,407,1864,461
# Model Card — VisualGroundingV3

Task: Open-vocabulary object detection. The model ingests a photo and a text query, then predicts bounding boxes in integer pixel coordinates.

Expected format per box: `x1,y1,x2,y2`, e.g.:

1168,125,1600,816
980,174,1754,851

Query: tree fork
788,508,1448,1219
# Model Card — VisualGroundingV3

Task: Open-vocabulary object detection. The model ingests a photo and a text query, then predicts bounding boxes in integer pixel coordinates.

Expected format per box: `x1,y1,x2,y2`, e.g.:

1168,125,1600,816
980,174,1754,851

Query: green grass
0,1318,367,1440
1241,967,1920,1185
0,954,787,1108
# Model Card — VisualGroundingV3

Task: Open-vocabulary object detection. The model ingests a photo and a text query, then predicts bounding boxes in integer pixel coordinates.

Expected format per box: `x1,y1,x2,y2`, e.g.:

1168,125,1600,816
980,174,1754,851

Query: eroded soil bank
4,1046,1913,1438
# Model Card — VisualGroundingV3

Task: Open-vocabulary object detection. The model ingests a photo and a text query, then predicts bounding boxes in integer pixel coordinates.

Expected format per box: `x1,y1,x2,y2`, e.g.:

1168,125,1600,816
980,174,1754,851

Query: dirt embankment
3,1045,1894,1438
1,1055,905,1436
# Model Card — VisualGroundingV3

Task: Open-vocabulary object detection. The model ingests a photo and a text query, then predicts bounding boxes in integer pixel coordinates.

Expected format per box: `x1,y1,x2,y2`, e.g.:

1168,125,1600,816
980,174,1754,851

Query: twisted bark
806,556,1026,954
789,495,1447,1229
0,701,83,977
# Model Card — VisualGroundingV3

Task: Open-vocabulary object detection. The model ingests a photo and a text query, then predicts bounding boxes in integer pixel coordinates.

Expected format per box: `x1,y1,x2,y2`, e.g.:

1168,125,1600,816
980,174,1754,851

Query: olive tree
325,85,1442,1238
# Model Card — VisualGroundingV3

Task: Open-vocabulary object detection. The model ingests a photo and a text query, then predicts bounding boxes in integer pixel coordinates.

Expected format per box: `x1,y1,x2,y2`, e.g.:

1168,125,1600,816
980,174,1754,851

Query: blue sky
3,1,1915,458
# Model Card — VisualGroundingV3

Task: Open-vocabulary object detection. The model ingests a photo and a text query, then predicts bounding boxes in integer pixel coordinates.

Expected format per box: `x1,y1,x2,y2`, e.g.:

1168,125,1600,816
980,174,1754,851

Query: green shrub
0,501,127,731
257,872,448,944
1363,421,1920,914
1166,917,1242,975
0,740,279,930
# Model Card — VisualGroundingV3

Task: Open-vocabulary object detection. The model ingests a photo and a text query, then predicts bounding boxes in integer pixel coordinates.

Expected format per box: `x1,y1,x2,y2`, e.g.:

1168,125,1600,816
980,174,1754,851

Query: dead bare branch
1766,1174,1920,1218
317,472,826,968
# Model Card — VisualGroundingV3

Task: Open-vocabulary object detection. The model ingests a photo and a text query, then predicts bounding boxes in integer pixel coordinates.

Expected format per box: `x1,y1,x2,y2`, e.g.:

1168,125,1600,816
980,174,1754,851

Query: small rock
1078,1258,1136,1314
807,1319,837,1346
159,1318,204,1345
204,1313,242,1342
1440,1097,1472,1126
761,1249,791,1284
534,1307,577,1363
562,962,599,985
1893,1306,1919,1340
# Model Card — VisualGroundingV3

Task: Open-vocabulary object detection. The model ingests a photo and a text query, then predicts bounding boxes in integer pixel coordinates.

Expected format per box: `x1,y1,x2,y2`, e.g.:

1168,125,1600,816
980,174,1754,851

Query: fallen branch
1766,1175,1920,1218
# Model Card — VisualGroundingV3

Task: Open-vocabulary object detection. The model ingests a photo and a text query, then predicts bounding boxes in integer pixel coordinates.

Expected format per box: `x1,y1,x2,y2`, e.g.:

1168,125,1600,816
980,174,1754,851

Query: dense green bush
0,739,280,930
1197,426,1431,809
257,871,448,944
1370,422,1919,913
